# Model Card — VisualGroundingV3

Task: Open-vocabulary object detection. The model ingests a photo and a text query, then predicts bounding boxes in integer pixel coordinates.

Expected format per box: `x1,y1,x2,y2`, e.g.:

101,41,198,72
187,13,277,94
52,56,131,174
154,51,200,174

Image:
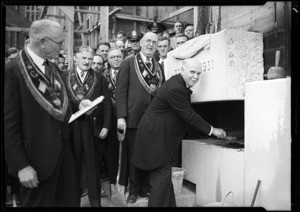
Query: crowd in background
5,21,194,74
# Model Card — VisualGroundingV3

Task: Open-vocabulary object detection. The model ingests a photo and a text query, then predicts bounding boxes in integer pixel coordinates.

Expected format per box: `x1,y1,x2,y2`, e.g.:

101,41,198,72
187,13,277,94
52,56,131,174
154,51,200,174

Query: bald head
180,58,202,88
29,19,63,40
116,40,125,53
28,19,64,59
109,42,118,50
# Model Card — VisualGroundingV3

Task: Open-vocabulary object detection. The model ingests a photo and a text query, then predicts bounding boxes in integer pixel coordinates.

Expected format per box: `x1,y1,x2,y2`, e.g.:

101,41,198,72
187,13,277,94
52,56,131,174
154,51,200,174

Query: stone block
182,139,245,206
165,29,264,102
244,78,291,210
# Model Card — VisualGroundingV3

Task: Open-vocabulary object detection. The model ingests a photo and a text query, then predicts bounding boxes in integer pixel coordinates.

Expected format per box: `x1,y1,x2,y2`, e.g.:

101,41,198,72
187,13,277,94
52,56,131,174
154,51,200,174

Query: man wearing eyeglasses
61,45,112,207
115,32,165,204
102,49,124,194
4,19,79,207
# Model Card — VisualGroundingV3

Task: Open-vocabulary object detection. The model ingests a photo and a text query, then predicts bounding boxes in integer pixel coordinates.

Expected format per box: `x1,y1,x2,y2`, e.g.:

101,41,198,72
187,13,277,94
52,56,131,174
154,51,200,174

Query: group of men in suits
4,18,227,208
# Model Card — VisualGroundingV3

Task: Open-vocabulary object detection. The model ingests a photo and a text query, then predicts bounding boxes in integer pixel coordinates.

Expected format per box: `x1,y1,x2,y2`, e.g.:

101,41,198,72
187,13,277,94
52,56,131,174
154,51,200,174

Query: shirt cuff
208,126,213,136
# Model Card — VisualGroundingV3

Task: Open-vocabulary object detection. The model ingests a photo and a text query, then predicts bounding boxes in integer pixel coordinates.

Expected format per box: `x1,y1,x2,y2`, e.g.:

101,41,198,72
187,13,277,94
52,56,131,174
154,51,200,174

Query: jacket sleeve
4,63,30,176
99,74,112,130
166,86,212,135
115,58,130,119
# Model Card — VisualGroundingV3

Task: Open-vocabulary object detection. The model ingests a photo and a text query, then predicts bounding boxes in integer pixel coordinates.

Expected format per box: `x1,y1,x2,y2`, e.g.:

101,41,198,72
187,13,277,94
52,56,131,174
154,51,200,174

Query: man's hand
117,118,126,142
212,127,227,139
117,118,126,131
18,166,39,188
98,128,108,139
79,99,97,115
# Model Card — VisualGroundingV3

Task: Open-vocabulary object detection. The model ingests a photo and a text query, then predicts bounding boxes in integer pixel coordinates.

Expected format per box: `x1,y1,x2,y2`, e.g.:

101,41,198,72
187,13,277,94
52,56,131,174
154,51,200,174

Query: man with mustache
133,58,227,207
62,46,111,207
115,32,165,204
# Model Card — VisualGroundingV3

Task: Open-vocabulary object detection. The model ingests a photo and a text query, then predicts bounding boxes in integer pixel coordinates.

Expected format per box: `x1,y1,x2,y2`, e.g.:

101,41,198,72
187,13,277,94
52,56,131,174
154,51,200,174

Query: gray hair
29,19,62,40
108,49,123,58
76,45,95,57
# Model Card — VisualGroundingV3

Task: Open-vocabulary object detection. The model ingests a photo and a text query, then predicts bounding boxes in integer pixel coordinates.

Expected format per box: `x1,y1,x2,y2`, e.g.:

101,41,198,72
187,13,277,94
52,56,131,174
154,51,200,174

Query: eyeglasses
145,39,157,46
44,37,64,47
110,55,122,60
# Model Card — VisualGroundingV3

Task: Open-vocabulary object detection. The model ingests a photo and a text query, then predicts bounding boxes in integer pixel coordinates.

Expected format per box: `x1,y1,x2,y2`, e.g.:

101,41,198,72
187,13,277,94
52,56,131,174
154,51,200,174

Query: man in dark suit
103,49,124,193
4,19,79,207
115,32,165,204
132,58,227,207
62,45,111,207
157,36,171,80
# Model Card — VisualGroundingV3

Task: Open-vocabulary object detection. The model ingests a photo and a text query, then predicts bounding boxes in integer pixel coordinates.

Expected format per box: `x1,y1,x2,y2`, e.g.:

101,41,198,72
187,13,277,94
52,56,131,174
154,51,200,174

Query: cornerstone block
165,29,264,102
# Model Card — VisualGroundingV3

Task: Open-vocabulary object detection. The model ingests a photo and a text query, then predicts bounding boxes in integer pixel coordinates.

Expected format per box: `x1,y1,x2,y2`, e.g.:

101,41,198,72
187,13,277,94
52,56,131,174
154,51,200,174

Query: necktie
80,71,85,78
43,60,53,84
80,71,86,82
161,60,164,69
146,58,152,70
113,69,118,78
113,69,118,83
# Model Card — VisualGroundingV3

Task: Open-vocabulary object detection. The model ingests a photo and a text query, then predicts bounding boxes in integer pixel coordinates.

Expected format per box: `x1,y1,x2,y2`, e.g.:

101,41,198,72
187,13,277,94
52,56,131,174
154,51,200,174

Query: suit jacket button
58,131,61,135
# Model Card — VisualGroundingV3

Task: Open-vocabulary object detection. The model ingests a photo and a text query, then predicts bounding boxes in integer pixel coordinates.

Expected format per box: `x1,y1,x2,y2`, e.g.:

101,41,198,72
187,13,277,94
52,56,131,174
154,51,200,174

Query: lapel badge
53,97,61,107
38,80,47,93
142,70,148,77
30,70,38,78
72,83,78,90
77,94,84,100
54,80,61,90
150,83,157,90
26,65,33,70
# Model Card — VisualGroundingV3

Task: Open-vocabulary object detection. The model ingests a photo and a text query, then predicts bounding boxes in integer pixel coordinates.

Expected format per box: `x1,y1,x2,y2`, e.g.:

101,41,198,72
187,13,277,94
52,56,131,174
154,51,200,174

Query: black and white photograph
2,2,299,210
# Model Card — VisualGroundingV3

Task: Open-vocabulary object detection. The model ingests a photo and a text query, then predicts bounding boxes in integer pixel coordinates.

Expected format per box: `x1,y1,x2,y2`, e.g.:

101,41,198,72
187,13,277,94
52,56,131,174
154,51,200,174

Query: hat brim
129,37,143,41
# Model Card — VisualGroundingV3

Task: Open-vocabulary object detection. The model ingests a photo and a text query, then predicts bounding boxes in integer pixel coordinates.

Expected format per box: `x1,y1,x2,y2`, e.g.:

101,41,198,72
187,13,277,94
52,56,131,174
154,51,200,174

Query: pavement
81,180,196,207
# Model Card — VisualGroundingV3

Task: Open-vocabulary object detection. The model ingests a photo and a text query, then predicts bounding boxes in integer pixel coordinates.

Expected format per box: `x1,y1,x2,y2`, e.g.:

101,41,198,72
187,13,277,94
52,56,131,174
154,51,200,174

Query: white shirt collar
140,52,152,63
26,46,46,74
76,67,87,82
158,58,165,64
111,68,118,78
